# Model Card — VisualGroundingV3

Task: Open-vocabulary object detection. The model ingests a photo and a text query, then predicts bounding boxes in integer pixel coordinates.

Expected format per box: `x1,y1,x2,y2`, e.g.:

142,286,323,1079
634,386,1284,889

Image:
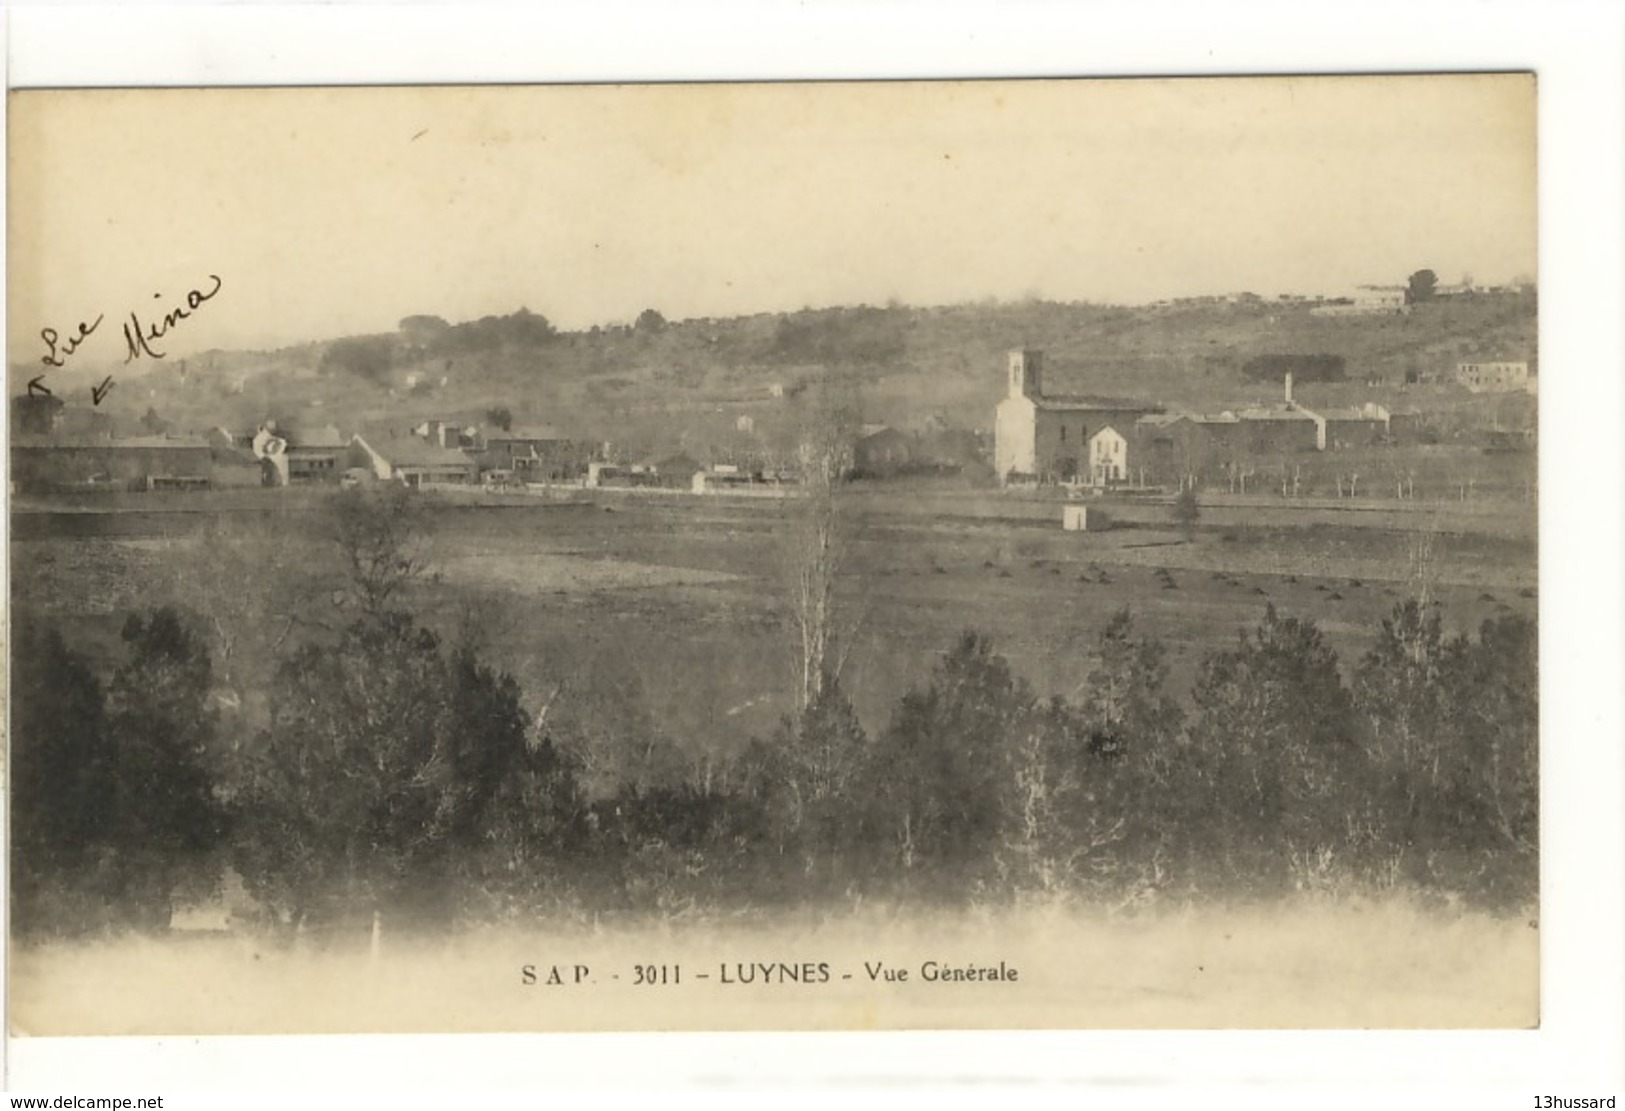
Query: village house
252,422,348,486
208,426,252,454
690,463,771,494
584,461,629,488
1129,411,1247,488
206,427,266,487
853,424,913,475
1318,403,1391,449
1233,405,1325,453
285,425,348,484
913,426,986,474
648,452,703,488
412,419,479,450
1386,408,1428,443
1230,373,1327,453
1131,413,1198,486
349,433,477,487
584,456,694,489
994,349,1162,485
480,424,582,481
1088,426,1128,485
10,432,212,493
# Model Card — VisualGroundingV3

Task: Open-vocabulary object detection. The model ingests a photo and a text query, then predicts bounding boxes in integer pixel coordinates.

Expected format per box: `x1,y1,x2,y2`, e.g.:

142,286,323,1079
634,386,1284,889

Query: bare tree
783,387,864,714
329,482,428,620
150,515,313,720
1406,515,1443,613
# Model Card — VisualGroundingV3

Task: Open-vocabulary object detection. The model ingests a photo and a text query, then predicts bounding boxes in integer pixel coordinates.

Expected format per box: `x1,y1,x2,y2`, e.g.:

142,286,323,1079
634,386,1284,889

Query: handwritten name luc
40,315,105,370
123,274,223,363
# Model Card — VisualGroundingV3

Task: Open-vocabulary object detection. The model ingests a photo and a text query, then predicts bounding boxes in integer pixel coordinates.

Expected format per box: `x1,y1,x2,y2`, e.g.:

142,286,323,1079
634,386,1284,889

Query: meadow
9,482,1536,749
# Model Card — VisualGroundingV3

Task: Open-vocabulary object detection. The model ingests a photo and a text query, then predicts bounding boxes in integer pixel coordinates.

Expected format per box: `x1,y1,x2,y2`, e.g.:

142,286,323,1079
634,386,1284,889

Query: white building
1088,425,1128,485
1062,504,1095,531
1309,285,1410,317
1456,361,1531,393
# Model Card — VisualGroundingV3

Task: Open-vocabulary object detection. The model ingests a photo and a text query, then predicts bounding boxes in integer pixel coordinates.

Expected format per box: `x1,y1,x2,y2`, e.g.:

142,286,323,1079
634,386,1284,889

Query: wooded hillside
92,289,1537,459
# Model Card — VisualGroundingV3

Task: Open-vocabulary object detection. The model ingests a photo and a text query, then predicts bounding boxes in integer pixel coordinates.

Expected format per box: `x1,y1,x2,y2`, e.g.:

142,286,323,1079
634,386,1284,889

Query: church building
993,349,1161,485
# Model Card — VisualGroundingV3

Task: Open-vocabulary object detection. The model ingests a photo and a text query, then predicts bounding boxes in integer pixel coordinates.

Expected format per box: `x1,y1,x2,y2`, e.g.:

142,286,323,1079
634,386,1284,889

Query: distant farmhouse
994,349,1163,485
1309,285,1410,317
1456,361,1533,394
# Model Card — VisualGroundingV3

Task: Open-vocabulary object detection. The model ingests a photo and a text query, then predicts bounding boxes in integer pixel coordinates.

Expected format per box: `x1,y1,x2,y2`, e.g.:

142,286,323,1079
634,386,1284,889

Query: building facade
1088,426,1128,485
854,425,913,474
481,425,582,481
349,435,477,487
10,435,212,493
1319,403,1391,449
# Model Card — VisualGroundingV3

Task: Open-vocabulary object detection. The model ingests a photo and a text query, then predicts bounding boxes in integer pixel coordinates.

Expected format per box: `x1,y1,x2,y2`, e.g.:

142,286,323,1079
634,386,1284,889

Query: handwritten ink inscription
40,315,104,370
32,275,222,407
123,274,224,363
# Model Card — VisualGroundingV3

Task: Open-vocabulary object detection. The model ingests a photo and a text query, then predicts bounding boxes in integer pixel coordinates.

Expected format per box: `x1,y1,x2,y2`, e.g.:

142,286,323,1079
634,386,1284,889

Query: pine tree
866,631,1035,890
1191,605,1357,889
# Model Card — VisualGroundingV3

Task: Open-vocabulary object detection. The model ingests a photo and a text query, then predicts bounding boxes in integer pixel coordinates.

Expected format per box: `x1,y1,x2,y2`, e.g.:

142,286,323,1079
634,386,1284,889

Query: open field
10,484,1537,760
7,896,1538,1035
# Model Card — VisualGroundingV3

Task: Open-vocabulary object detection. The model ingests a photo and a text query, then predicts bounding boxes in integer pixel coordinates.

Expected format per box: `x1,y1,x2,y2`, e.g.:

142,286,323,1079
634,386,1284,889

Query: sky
8,75,1536,372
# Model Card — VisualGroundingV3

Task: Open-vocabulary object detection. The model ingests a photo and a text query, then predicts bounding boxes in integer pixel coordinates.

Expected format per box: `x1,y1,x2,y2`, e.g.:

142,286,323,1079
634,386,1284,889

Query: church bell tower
1007,348,1043,400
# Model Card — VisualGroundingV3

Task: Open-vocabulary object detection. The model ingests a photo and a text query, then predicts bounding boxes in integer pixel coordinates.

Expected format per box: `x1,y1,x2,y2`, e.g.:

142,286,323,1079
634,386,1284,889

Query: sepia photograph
6,71,1545,1044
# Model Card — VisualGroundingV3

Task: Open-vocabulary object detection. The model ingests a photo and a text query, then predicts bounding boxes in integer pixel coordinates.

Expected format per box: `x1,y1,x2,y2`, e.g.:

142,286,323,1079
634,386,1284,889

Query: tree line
11,489,1536,939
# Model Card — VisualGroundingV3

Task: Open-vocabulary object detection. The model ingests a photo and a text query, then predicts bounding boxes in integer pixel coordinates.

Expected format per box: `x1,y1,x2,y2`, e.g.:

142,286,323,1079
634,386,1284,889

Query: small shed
1062,504,1098,532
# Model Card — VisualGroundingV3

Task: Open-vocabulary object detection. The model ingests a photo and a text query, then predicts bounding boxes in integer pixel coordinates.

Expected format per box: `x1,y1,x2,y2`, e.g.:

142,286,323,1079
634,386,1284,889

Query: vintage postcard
7,75,1540,1041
